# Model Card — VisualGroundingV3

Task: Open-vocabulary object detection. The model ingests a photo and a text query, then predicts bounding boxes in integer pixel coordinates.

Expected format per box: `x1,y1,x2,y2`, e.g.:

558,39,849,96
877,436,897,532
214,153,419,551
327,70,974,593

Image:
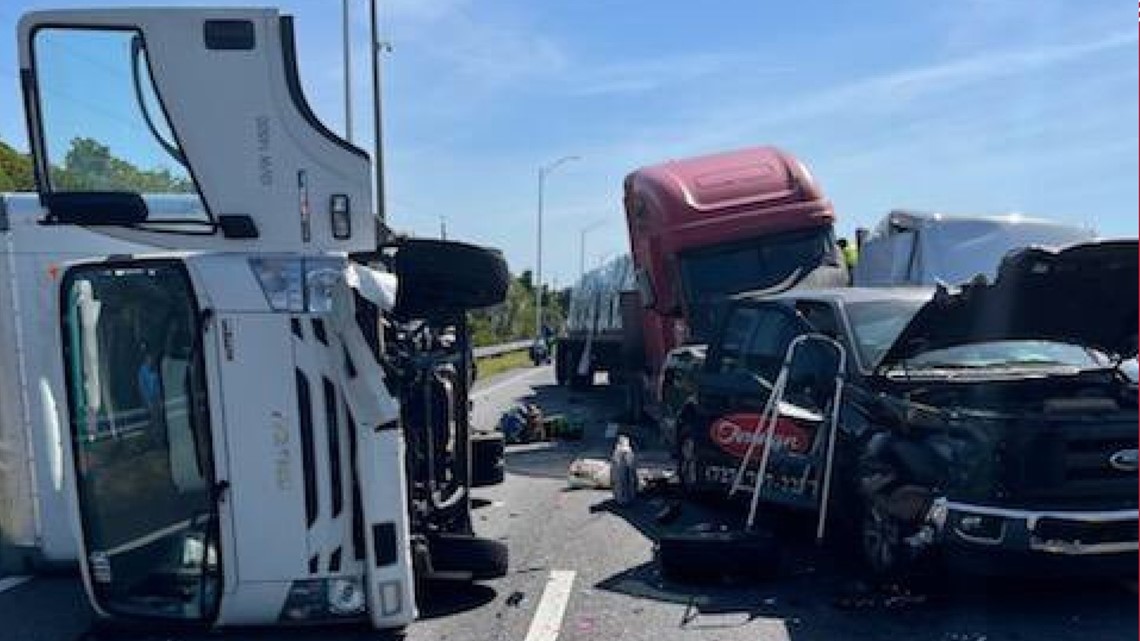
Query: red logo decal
709,413,813,459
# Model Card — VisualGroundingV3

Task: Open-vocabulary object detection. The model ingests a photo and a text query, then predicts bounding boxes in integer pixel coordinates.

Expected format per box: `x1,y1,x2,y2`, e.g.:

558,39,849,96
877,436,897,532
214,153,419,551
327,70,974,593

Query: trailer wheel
471,431,505,487
428,533,509,580
390,239,510,316
554,344,571,385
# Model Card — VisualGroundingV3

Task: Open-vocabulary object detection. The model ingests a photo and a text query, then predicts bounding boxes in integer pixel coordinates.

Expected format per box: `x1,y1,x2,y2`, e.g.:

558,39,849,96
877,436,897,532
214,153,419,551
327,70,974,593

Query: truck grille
1034,517,1138,546
1003,414,1137,510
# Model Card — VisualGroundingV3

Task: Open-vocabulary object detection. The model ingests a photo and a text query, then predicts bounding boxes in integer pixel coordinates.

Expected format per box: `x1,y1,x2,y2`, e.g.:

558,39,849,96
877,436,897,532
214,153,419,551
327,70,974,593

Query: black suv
674,241,1138,576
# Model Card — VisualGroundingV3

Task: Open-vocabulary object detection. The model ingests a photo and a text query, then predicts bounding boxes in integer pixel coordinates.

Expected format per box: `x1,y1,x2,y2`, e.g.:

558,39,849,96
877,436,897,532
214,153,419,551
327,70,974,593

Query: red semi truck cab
623,146,846,393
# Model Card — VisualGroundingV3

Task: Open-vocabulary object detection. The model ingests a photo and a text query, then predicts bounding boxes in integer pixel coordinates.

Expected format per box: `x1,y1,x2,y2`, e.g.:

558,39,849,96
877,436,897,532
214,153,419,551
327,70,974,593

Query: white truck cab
3,7,477,630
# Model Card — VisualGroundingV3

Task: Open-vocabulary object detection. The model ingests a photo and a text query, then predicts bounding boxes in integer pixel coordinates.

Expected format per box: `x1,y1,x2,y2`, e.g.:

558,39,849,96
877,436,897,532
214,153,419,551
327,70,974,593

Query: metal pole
342,0,353,142
534,155,580,339
369,0,387,223
578,219,607,281
535,167,545,339
578,227,585,281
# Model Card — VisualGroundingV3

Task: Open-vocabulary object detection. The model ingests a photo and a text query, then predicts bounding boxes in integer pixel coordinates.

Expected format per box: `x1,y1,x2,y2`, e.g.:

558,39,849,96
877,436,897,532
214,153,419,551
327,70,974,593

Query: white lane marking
604,423,619,439
472,366,548,402
523,570,576,641
0,576,32,594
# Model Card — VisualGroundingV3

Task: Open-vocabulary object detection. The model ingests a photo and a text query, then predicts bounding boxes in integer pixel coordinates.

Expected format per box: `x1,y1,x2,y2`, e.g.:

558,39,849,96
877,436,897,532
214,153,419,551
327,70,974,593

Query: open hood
880,240,1138,365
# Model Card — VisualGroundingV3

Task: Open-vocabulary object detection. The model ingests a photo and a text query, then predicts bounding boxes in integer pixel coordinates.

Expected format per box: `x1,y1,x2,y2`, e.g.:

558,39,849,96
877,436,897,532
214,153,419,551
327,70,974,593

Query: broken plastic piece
567,458,612,489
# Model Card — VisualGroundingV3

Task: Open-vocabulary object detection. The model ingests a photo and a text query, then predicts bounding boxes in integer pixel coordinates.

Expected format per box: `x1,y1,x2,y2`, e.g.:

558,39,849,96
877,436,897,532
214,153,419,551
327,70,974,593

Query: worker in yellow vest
837,238,858,268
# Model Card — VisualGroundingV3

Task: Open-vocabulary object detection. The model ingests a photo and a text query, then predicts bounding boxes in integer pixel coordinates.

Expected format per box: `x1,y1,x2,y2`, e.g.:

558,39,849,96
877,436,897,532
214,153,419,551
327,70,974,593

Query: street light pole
369,0,391,224
578,219,608,281
535,155,580,341
342,0,353,142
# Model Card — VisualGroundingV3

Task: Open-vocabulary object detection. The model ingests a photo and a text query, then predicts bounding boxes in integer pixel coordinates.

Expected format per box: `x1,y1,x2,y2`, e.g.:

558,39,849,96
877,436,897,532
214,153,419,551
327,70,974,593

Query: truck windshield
679,227,835,340
61,262,219,621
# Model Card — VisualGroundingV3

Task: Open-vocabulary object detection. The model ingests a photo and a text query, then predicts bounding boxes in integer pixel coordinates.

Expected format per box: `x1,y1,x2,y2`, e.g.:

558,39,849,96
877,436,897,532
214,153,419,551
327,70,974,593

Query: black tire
569,365,594,391
428,533,508,580
856,456,920,580
470,431,505,487
657,527,780,582
389,239,509,317
554,343,570,386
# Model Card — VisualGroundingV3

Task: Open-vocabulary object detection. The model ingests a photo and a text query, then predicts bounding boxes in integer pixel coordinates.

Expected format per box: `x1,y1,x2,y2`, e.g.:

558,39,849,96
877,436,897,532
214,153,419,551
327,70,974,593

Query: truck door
19,8,375,253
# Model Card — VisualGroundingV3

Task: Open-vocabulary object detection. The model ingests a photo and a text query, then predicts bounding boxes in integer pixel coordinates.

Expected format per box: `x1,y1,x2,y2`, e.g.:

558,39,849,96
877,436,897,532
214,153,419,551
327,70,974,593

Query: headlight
953,513,1005,544
249,257,346,313
279,577,366,622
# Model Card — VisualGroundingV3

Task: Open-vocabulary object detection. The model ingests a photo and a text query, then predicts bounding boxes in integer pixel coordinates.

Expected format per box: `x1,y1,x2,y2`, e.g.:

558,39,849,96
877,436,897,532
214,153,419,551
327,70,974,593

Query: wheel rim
862,501,900,574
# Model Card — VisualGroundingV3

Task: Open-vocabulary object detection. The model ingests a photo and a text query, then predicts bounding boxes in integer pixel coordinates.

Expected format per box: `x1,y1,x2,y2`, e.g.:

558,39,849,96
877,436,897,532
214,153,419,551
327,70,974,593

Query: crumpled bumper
916,498,1138,571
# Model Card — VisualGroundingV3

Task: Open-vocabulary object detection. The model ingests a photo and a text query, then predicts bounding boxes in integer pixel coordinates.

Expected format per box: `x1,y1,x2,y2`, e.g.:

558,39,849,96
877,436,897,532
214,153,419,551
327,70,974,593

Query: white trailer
853,209,1096,287
0,193,179,570
6,7,507,630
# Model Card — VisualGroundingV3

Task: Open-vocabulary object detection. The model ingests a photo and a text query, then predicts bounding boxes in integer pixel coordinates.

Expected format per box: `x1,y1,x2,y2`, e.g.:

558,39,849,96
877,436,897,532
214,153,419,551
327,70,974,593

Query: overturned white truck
2,7,507,631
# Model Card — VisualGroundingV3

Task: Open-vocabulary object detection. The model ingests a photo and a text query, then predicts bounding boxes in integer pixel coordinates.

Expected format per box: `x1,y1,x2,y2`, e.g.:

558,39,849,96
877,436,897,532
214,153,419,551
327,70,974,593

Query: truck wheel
390,238,510,316
554,345,570,386
471,431,505,487
428,533,508,580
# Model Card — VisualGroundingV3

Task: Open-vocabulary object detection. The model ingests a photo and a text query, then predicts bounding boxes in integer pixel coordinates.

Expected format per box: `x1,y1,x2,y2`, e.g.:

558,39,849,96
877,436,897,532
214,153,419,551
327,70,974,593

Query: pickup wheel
860,496,907,578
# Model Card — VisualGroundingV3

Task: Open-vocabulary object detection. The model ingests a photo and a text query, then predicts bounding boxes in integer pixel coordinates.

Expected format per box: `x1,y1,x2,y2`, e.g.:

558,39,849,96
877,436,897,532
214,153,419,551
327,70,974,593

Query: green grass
476,349,533,380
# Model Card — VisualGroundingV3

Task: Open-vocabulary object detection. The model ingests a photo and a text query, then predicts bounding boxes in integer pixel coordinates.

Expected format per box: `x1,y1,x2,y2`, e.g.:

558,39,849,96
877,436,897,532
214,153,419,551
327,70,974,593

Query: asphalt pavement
1,364,1136,640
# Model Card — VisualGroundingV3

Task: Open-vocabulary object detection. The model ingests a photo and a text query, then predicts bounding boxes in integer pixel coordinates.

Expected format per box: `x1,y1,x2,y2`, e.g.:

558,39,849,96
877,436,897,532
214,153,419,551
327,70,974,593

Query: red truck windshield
680,227,837,340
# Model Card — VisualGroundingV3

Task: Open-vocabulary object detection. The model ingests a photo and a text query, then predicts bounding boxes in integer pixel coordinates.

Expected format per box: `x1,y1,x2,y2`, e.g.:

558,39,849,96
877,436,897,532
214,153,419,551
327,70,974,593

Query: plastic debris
611,435,638,505
567,458,612,489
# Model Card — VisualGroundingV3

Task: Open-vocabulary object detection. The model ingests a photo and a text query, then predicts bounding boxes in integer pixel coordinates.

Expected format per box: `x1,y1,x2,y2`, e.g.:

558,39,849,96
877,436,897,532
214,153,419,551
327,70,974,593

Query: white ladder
727,333,847,543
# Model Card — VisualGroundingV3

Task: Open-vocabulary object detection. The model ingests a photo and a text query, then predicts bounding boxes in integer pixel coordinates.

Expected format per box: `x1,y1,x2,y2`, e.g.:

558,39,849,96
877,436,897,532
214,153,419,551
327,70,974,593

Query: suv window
715,305,800,381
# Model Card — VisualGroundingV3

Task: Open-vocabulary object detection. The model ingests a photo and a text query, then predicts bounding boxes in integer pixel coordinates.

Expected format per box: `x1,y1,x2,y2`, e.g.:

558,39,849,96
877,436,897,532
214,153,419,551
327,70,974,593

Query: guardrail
473,339,533,359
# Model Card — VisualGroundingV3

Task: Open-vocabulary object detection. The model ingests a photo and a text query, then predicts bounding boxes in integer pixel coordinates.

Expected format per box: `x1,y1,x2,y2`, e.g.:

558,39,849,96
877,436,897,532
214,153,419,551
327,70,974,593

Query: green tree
0,141,35,191
52,137,193,193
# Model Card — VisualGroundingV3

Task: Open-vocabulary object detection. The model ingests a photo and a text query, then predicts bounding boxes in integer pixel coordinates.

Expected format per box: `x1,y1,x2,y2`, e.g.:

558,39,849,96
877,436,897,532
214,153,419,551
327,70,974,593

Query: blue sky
0,0,1136,287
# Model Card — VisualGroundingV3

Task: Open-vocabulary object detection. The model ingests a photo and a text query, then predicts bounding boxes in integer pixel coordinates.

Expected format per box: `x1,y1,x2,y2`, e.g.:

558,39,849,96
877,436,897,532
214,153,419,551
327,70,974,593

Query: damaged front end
856,241,1139,576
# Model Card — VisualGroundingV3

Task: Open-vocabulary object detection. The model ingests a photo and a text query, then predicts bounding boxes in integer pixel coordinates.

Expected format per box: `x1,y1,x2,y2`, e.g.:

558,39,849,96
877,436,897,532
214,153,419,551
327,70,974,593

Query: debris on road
611,435,638,505
505,591,526,607
567,458,612,489
500,404,585,443
656,524,781,583
833,581,928,610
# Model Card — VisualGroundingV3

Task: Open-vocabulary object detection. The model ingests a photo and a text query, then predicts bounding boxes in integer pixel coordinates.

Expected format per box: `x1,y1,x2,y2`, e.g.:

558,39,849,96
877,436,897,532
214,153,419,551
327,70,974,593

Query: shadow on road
592,493,1138,640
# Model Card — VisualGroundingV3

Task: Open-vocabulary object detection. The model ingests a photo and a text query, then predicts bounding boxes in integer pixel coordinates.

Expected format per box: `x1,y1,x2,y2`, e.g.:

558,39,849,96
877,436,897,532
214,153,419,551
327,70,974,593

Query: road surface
1,365,1135,640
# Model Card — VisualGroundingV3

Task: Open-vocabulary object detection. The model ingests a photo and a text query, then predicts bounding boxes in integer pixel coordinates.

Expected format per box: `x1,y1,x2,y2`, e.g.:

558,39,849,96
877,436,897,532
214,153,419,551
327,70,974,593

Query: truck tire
554,343,574,386
471,431,505,487
428,533,509,580
569,369,593,391
390,238,510,317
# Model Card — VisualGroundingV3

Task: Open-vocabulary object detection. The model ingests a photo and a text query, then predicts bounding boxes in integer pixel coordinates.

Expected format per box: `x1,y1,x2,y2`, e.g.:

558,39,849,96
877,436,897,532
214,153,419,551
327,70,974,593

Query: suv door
698,302,801,416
